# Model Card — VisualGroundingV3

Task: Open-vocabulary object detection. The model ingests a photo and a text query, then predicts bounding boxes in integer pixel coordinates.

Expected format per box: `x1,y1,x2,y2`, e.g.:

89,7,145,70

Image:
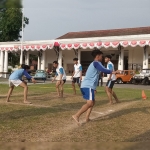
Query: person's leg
108,81,119,103
6,86,14,102
101,78,103,87
86,100,95,122
105,86,113,104
19,82,31,104
60,81,65,98
72,79,76,95
111,90,119,103
56,81,61,97
72,100,94,124
77,78,81,88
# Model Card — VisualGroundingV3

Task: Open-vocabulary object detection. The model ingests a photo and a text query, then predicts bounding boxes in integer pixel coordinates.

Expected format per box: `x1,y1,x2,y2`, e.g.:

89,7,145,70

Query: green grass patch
0,83,150,142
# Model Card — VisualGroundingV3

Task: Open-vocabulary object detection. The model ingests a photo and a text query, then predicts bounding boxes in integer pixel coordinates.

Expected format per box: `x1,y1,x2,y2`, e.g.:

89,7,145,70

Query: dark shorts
63,79,66,84
80,88,95,101
57,80,66,84
72,77,80,84
106,80,115,89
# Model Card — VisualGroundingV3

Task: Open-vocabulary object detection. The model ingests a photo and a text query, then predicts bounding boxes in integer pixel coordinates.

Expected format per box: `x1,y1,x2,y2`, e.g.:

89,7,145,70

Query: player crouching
6,64,36,104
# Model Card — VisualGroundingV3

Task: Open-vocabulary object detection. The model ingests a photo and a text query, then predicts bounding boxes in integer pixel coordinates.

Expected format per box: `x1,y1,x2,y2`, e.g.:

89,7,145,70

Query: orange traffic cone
142,90,147,100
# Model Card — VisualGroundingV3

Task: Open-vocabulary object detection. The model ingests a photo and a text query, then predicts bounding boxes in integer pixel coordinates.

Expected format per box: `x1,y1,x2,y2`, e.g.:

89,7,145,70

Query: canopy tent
0,40,150,52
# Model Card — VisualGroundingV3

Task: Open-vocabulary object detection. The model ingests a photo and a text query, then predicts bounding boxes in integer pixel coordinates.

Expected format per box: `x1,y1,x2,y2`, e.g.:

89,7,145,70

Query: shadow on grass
93,106,150,122
0,96,7,99
0,106,69,122
125,130,150,142
122,142,150,150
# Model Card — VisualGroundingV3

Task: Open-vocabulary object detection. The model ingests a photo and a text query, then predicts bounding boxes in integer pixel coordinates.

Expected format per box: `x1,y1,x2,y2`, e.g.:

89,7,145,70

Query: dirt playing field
0,83,150,145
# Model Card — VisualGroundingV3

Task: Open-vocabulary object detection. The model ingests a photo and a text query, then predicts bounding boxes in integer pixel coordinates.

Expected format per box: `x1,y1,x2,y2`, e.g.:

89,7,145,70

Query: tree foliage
0,0,29,42
0,0,29,67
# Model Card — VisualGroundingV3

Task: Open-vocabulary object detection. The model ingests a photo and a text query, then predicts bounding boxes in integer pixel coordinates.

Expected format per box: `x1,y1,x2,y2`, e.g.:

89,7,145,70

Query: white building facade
0,29,150,79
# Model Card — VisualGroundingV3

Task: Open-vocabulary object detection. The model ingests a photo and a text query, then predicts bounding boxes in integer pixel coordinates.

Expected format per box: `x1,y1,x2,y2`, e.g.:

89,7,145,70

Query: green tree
0,0,29,67
0,0,29,42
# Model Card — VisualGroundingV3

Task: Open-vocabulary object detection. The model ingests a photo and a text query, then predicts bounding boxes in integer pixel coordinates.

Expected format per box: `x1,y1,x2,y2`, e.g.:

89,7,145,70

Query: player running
6,64,36,104
52,61,66,98
71,58,82,95
72,50,118,125
105,55,120,104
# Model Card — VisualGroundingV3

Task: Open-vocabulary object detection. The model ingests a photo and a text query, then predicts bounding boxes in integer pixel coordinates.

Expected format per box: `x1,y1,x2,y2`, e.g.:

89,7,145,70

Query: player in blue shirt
72,50,118,125
6,64,36,104
105,55,119,104
52,61,66,98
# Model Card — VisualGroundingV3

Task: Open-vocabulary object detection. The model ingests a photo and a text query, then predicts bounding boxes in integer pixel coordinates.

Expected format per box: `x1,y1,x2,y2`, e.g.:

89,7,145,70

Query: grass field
0,83,150,143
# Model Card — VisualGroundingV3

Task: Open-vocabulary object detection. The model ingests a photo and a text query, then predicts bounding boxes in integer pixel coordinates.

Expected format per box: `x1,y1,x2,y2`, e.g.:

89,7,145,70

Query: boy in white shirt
105,55,119,104
52,61,66,98
71,58,82,95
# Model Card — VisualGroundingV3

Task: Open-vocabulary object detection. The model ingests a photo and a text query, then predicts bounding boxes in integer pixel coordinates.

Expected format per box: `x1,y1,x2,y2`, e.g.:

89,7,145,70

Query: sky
23,0,150,41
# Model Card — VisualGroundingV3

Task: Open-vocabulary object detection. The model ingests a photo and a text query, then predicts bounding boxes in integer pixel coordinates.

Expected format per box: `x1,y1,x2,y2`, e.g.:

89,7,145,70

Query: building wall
62,50,76,73
128,46,150,69
45,49,57,70
44,46,150,74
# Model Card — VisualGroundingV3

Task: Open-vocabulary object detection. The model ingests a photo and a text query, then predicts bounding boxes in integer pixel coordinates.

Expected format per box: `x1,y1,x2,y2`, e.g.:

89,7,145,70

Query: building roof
56,26,150,39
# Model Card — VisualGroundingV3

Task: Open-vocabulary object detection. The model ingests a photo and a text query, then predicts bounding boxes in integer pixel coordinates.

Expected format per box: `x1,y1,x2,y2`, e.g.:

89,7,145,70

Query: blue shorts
81,88,95,101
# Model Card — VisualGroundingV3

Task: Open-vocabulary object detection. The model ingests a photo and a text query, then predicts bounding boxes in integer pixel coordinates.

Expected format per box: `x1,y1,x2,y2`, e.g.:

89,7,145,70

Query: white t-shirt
56,66,66,80
73,64,82,78
107,61,116,81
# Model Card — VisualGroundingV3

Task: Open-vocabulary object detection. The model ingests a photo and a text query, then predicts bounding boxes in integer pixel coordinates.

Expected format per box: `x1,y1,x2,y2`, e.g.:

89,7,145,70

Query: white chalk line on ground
0,99,139,141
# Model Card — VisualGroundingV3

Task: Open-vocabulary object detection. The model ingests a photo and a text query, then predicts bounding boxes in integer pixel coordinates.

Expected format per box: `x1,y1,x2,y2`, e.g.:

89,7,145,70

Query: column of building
143,46,149,69
41,51,46,70
118,47,124,70
58,49,62,66
0,50,4,73
78,49,81,64
4,50,8,73
25,51,30,65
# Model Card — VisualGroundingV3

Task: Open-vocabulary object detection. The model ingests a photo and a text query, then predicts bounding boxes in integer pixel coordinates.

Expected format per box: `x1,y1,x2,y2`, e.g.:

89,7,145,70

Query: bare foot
115,100,120,103
6,100,11,102
72,115,80,126
108,102,114,105
85,118,91,123
24,101,32,104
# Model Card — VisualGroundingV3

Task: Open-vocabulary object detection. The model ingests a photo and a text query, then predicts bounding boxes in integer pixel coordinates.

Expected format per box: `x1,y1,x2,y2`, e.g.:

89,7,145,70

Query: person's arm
107,64,113,80
71,67,75,79
52,72,58,82
79,65,82,80
23,70,32,80
93,62,113,74
23,70,36,83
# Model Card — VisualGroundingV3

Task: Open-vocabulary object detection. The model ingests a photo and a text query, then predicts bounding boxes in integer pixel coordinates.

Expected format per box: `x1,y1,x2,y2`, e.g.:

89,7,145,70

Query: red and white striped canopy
0,40,150,51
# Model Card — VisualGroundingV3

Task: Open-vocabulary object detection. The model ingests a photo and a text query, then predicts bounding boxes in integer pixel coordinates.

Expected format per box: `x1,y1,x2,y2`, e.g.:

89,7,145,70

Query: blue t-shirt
9,69,32,80
81,61,112,90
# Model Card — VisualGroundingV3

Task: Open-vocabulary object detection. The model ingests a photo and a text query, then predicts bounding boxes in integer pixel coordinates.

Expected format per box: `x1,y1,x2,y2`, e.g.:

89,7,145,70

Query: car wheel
132,79,136,84
142,78,149,85
129,78,133,84
116,78,122,84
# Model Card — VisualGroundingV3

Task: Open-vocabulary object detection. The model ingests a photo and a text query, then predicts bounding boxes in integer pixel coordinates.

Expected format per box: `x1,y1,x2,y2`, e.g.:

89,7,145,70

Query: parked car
34,70,47,82
116,70,135,84
133,69,150,85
